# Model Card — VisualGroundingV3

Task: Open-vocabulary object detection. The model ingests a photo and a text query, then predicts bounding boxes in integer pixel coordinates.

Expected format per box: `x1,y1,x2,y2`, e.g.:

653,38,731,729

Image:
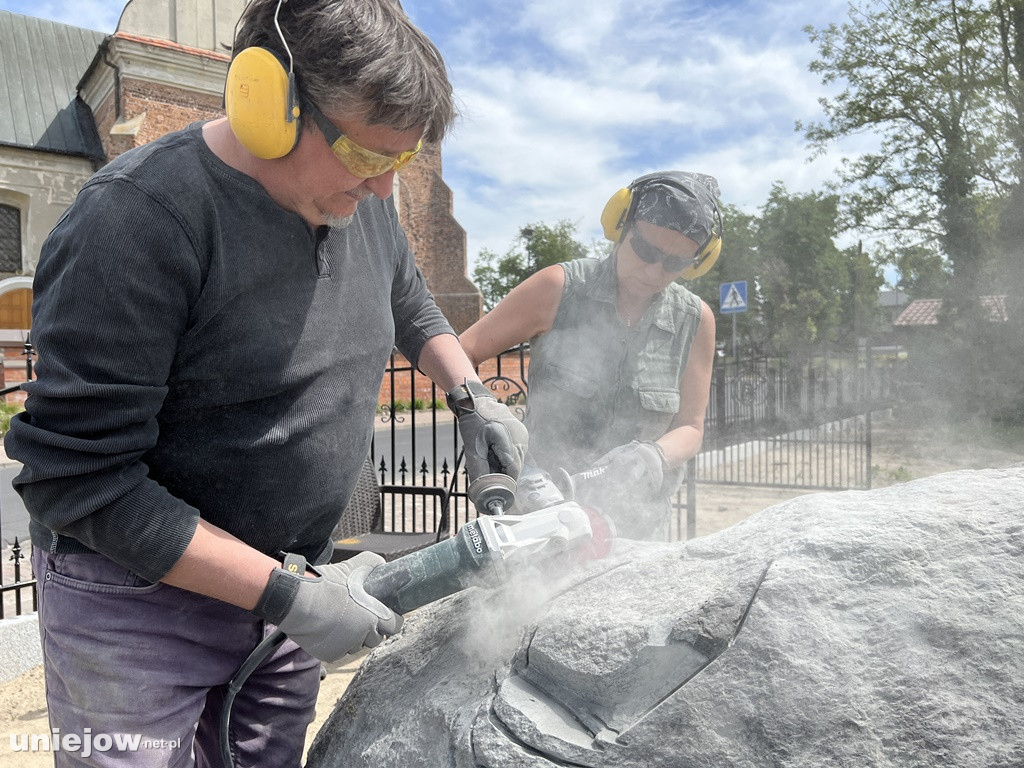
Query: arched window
0,204,21,274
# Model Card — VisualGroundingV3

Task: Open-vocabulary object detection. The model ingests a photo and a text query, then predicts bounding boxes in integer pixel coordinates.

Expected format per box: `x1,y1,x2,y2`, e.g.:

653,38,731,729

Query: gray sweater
6,123,454,582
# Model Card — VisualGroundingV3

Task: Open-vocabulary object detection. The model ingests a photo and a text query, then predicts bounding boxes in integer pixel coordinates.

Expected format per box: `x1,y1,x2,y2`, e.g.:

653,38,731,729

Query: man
460,171,719,540
5,0,527,765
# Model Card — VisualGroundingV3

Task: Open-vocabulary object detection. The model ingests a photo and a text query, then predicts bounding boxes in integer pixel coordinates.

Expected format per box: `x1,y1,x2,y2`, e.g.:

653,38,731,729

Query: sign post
719,281,748,359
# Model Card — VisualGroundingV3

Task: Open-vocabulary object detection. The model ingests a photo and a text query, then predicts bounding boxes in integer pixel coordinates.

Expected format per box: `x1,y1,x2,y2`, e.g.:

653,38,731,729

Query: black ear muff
224,47,301,159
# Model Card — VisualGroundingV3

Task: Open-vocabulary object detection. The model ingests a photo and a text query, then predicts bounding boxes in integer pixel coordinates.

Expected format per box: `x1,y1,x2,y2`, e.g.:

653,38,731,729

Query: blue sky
2,0,870,274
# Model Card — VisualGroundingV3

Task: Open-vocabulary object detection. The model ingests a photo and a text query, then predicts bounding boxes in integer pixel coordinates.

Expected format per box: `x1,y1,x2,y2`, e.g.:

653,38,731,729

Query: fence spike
9,537,22,564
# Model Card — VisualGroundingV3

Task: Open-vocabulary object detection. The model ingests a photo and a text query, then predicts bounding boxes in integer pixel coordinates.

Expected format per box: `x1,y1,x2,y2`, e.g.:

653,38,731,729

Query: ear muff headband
600,174,723,280
225,46,301,159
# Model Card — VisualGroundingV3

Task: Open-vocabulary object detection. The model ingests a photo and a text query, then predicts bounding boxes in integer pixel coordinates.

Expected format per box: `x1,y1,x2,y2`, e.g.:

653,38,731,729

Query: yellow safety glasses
305,99,422,179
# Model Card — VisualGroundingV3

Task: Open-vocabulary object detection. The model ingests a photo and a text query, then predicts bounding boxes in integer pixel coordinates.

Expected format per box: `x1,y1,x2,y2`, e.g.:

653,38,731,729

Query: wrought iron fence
370,345,533,537
0,342,905,619
369,344,699,541
367,345,905,542
1,538,35,619
697,351,906,489
1,339,35,618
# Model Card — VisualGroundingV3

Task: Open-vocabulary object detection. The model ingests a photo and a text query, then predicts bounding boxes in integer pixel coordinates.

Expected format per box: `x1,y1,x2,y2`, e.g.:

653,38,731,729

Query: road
372,416,460,483
0,463,28,548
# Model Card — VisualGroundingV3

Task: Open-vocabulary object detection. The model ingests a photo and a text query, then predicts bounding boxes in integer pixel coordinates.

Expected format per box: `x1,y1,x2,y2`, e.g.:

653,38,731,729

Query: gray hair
233,0,457,143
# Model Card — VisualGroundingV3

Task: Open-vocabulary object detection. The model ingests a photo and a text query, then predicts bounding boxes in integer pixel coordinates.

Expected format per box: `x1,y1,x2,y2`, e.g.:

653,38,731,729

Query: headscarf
632,171,721,247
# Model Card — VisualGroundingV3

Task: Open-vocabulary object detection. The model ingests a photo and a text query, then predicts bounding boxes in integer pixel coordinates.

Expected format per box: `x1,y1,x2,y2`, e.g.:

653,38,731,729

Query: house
893,295,1009,328
0,1,482,392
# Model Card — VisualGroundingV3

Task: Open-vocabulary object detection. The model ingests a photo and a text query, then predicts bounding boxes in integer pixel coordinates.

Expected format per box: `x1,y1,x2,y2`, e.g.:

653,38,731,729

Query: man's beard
324,214,355,230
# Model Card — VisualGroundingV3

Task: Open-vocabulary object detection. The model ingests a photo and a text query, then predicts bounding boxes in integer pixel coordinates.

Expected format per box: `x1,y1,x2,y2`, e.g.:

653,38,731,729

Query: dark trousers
32,548,321,767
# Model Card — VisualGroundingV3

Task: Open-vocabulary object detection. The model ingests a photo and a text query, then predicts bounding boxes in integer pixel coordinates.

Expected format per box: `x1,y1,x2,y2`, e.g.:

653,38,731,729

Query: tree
991,0,1024,422
882,242,952,297
690,203,764,352
993,0,1024,313
755,183,884,355
841,241,888,342
472,220,589,311
802,0,1000,306
801,0,1024,421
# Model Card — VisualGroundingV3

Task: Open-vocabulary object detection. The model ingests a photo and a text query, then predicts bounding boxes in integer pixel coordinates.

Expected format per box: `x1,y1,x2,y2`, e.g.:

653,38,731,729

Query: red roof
894,296,1008,327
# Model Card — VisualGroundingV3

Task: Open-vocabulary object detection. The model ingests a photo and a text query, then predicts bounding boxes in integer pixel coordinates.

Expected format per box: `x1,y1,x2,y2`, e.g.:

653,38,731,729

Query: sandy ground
2,410,1022,766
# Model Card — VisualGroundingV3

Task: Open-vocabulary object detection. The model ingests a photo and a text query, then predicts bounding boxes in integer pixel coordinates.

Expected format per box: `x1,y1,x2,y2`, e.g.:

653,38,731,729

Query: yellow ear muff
680,235,721,280
601,187,634,242
603,174,724,280
224,47,301,160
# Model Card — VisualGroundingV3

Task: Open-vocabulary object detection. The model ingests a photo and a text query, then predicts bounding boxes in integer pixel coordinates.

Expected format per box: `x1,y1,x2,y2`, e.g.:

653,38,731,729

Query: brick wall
396,145,482,332
94,79,224,162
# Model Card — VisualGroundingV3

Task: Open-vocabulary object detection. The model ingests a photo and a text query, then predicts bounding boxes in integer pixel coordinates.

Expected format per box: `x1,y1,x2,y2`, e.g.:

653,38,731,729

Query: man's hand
446,380,529,482
253,552,402,663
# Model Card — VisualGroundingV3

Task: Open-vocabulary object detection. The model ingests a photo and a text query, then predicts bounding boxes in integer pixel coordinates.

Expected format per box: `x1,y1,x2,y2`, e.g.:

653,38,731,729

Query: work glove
446,379,529,482
252,551,402,663
574,441,667,510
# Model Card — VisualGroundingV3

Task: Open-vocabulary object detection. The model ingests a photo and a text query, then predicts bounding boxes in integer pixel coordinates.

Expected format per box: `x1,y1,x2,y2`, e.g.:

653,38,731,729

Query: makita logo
578,466,607,480
466,523,484,554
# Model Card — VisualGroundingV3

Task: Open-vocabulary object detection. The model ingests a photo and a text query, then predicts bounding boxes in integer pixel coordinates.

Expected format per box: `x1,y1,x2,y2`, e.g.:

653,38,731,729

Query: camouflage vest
525,255,704,479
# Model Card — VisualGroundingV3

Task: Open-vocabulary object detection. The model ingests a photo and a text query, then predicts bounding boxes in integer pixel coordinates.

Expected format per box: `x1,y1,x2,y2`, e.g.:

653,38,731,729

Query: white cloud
9,0,868,277
433,0,860,273
517,0,625,57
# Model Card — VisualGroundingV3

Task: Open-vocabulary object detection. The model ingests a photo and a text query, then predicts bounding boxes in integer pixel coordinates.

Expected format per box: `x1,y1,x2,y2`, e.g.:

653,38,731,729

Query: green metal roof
0,10,106,159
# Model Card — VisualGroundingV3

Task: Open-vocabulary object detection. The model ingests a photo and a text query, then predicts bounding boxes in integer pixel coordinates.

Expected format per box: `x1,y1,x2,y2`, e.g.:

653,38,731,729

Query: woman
460,171,721,539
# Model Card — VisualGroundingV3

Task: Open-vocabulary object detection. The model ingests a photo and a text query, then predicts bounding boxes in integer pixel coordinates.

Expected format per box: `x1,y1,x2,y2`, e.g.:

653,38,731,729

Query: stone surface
307,466,1024,767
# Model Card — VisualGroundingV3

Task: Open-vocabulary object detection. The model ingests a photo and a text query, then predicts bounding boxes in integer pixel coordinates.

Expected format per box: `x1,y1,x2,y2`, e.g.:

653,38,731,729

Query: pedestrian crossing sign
719,281,748,314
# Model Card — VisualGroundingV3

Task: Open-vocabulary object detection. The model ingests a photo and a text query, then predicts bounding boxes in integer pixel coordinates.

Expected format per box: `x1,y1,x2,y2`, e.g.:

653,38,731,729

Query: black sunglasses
628,232,694,272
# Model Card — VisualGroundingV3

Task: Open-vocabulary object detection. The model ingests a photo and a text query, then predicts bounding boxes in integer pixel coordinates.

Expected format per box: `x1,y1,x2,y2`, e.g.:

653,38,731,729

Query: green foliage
891,306,1023,427
872,464,914,485
472,220,590,311
755,183,885,355
802,0,1001,300
0,402,24,436
881,243,952,298
689,203,764,349
691,192,886,356
377,398,448,414
842,241,887,341
470,248,527,315
802,0,1024,423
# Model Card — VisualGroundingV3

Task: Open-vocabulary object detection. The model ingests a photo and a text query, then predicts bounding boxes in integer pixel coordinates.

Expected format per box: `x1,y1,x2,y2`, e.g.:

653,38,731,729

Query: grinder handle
361,520,501,614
